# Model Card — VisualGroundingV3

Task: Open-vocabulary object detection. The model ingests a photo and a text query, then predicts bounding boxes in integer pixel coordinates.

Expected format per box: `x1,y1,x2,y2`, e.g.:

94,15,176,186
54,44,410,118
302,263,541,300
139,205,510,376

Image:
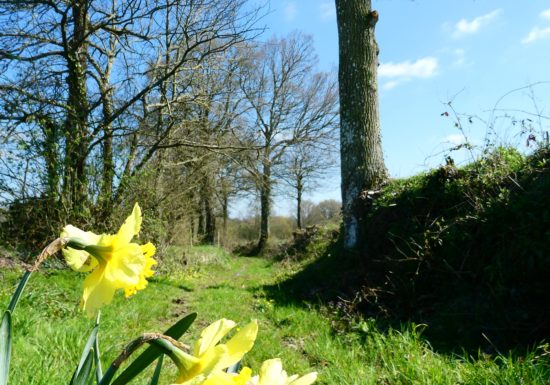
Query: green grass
1,244,549,384
0,267,184,384
176,254,549,385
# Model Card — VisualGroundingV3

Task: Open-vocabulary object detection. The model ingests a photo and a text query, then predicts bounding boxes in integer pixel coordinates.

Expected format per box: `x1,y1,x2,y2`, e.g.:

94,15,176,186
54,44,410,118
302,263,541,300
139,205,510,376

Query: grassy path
1,248,549,384
159,252,550,385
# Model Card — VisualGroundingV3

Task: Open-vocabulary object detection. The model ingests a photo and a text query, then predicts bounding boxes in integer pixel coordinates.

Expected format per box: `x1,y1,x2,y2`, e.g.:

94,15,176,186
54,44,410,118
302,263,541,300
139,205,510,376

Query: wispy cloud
522,26,550,44
319,2,335,21
379,57,438,79
283,2,297,22
541,9,550,20
452,48,466,67
444,134,468,146
382,80,401,91
452,9,502,38
379,57,438,90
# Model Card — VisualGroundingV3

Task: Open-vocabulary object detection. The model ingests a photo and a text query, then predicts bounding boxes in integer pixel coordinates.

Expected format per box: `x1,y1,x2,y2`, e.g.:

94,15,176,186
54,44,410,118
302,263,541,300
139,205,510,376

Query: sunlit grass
0,267,183,385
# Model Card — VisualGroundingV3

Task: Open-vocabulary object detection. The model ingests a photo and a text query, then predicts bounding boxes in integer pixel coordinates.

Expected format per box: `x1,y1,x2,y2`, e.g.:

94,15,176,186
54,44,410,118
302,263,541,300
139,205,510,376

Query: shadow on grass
264,149,550,355
150,276,194,292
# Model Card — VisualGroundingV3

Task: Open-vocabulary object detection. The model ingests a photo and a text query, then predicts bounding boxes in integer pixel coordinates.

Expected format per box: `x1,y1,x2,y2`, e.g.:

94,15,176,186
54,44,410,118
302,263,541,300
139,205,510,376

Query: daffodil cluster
61,203,156,317
167,319,317,385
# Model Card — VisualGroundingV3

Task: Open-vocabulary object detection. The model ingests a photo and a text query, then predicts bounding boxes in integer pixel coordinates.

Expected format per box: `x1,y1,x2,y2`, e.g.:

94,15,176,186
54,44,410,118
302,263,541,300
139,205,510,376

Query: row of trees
0,0,340,251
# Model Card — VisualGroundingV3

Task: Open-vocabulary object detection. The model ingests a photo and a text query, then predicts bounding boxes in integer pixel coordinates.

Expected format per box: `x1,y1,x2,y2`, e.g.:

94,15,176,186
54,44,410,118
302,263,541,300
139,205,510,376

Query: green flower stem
99,334,188,385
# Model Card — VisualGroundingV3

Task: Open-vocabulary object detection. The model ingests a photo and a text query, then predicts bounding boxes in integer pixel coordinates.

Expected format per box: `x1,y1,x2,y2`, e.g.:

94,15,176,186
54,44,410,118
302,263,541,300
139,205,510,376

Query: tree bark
202,176,216,244
335,0,387,249
41,116,61,199
296,176,303,229
257,159,271,252
99,28,117,217
100,89,114,214
221,189,229,246
62,0,90,217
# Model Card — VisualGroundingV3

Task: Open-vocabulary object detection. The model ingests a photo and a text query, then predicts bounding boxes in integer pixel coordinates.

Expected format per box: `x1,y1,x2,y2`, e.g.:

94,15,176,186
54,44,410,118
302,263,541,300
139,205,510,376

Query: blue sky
241,0,550,216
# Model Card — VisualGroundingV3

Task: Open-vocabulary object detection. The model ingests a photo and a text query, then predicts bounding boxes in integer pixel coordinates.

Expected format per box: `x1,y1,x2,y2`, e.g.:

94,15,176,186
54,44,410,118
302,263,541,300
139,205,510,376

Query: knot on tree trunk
367,10,379,27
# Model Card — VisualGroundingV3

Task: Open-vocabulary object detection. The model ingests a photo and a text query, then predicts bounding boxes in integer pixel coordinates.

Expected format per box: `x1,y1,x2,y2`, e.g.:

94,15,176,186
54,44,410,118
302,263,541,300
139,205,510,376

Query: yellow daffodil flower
60,203,156,317
171,367,252,385
249,359,317,385
170,319,258,384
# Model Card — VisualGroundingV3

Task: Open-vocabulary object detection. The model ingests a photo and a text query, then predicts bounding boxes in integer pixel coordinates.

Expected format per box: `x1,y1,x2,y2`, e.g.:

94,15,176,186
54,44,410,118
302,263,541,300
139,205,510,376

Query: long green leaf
149,356,163,385
94,332,103,384
70,325,99,385
7,271,32,313
0,311,12,385
94,313,103,384
71,349,94,385
108,312,196,385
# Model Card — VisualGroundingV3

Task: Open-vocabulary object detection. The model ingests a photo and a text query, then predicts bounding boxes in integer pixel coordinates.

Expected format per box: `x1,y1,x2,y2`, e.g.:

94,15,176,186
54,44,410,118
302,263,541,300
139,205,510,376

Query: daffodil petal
61,225,101,245
114,203,142,247
288,372,317,385
234,367,253,385
217,320,258,369
194,319,236,357
259,359,284,385
171,374,206,385
200,368,252,385
141,242,156,258
198,344,230,375
81,266,117,317
176,344,229,383
287,375,299,384
63,248,98,272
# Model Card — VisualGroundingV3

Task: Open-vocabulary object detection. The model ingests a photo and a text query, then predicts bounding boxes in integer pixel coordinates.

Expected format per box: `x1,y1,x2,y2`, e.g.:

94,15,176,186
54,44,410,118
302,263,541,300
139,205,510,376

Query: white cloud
445,134,467,145
541,9,550,20
283,2,297,22
452,9,502,38
320,2,335,21
522,26,550,44
379,57,438,79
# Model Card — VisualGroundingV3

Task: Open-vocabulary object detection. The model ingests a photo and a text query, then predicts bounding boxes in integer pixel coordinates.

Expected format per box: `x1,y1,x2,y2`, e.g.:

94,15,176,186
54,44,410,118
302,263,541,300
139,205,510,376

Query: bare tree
0,0,260,221
239,33,339,251
281,140,338,229
335,0,387,249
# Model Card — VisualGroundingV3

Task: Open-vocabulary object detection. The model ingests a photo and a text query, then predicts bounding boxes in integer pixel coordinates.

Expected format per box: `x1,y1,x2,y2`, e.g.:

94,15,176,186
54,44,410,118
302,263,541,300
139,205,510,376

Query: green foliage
363,147,550,350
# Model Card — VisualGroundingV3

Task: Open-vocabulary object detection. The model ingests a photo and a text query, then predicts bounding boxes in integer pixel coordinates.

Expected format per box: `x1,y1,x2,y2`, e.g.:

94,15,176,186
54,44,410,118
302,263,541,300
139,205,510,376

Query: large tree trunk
197,173,216,244
62,0,90,217
335,0,387,249
221,189,229,246
100,89,114,217
257,159,271,252
203,179,216,245
41,117,60,199
99,31,117,218
296,176,303,229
